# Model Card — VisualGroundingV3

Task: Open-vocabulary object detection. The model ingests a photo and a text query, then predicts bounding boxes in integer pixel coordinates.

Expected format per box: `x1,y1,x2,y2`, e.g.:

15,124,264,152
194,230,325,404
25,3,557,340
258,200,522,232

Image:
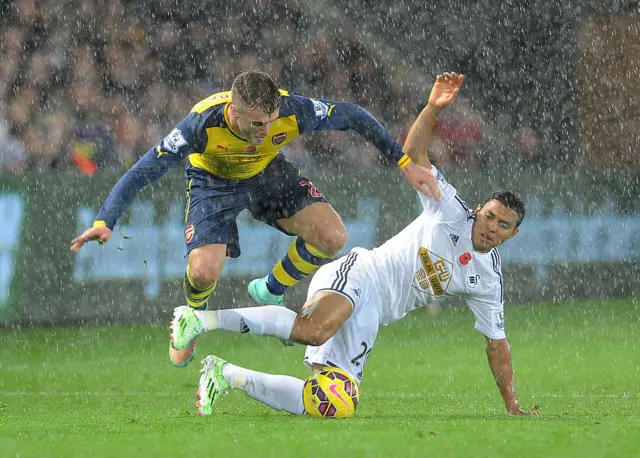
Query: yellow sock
267,237,334,295
183,266,216,310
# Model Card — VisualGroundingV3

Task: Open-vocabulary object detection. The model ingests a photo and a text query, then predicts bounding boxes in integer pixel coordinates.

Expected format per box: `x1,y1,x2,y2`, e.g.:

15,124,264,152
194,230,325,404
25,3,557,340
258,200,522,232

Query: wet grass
1,299,638,457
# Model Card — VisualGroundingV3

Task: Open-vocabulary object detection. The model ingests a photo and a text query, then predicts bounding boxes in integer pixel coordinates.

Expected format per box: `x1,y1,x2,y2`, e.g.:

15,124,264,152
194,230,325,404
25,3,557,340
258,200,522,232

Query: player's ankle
222,363,245,389
266,282,285,296
195,310,218,331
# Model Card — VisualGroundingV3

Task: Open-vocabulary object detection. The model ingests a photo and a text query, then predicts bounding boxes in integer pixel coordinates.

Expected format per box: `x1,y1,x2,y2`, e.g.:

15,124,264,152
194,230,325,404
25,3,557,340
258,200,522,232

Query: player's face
231,103,279,145
471,200,520,253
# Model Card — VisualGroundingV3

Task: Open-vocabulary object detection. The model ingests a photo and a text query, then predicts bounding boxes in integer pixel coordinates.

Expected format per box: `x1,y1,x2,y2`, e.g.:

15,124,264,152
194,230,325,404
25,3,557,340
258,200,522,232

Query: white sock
195,306,296,341
222,363,305,415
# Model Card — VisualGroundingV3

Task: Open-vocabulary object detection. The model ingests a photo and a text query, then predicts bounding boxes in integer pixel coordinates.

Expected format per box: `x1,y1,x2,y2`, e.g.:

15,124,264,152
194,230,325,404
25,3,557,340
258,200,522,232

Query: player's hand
427,72,464,111
70,226,112,252
402,161,441,200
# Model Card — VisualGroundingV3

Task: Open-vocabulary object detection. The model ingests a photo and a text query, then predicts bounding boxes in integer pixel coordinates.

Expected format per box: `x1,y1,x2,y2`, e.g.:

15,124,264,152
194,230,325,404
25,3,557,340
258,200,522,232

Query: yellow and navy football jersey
95,89,405,229
185,89,304,179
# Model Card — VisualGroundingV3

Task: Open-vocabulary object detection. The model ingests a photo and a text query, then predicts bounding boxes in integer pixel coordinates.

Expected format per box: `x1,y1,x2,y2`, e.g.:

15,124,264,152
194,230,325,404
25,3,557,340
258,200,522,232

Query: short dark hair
231,70,281,115
483,190,525,227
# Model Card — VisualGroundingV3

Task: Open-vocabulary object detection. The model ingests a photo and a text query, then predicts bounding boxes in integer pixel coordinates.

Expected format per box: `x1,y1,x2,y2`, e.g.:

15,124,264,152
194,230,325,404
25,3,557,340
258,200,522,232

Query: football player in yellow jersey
70,70,440,367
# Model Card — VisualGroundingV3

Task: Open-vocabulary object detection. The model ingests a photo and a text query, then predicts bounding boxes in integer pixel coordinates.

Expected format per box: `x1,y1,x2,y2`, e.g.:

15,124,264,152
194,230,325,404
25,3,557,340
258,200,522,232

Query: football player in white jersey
171,72,539,417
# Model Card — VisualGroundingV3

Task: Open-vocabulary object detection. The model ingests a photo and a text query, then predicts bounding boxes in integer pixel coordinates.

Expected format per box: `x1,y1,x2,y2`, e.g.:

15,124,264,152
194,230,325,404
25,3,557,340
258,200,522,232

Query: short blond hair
231,70,280,114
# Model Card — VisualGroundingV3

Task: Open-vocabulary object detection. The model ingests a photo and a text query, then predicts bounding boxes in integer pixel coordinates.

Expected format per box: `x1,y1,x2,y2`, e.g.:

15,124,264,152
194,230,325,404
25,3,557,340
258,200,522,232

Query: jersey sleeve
289,93,405,164
94,112,208,229
417,166,472,221
464,289,506,340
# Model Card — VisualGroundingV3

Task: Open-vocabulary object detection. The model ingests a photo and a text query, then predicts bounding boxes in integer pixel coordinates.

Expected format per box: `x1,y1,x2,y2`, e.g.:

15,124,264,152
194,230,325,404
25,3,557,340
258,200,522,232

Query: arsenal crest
272,132,287,145
185,224,195,243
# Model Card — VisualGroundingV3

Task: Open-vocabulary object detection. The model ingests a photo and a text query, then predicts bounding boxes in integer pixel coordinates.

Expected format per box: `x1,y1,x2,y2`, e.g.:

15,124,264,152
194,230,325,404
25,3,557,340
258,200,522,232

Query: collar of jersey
223,103,249,142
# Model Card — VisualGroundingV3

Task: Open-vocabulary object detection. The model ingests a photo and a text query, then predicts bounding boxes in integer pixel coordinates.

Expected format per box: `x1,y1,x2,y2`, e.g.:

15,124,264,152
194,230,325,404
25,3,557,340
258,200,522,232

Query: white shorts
303,249,380,383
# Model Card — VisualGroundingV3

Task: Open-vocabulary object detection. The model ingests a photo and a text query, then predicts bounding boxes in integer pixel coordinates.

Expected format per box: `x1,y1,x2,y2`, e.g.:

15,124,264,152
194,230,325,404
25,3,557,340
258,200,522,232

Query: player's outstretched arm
485,337,539,416
403,72,464,170
70,110,208,252
69,143,184,252
400,72,464,200
293,94,436,198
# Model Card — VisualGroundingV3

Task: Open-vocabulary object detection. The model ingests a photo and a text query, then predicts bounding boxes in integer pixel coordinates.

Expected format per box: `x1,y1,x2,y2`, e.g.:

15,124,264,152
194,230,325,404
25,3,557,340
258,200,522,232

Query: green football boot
196,355,230,416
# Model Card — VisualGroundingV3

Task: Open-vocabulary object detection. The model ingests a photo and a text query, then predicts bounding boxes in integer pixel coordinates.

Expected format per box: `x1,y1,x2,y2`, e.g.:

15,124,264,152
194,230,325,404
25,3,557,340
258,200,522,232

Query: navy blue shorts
183,154,327,258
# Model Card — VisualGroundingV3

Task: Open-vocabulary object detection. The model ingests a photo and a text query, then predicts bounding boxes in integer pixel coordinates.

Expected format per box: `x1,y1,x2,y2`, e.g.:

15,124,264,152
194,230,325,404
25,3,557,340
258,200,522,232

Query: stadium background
1,0,639,326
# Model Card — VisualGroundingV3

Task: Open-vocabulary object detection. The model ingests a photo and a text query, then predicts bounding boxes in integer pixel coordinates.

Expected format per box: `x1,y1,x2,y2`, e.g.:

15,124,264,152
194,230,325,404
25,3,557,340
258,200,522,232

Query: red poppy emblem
246,145,257,153
185,225,195,244
458,252,472,265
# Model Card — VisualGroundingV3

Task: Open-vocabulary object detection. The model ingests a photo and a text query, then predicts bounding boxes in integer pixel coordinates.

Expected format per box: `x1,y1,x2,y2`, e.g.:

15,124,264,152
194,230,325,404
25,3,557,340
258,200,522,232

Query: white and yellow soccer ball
303,367,360,419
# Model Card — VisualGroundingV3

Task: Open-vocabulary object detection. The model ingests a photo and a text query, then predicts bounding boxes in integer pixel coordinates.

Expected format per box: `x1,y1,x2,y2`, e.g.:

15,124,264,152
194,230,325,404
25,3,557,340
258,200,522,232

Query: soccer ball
303,367,360,419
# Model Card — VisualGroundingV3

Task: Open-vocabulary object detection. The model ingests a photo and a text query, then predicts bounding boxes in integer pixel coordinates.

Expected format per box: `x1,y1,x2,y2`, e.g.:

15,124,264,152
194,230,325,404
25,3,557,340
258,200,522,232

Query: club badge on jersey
185,224,195,243
412,247,452,297
468,274,480,288
272,133,287,145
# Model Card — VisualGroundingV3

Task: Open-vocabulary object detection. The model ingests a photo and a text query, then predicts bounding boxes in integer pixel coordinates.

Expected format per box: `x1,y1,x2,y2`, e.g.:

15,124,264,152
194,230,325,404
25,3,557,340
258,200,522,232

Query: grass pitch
1,299,639,457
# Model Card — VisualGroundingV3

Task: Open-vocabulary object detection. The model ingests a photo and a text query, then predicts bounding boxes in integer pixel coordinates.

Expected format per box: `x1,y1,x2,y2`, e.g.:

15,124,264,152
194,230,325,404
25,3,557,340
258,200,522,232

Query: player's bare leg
170,243,226,367
196,355,306,416
279,203,348,257
290,291,352,346
172,290,352,348
191,292,356,416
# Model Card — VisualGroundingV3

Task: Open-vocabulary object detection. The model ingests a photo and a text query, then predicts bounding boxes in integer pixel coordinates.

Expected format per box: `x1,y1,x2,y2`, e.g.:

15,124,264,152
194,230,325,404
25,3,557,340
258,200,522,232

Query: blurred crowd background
0,0,636,175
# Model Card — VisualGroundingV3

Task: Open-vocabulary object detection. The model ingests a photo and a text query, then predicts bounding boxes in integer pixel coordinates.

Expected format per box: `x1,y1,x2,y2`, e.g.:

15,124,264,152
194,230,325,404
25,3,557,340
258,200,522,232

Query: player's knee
315,225,348,257
187,262,218,290
187,245,226,288
293,316,334,346
307,321,338,346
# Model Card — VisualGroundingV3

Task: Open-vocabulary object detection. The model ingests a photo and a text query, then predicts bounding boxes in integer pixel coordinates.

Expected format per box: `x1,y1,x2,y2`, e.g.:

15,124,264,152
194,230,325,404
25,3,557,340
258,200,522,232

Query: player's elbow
337,102,369,126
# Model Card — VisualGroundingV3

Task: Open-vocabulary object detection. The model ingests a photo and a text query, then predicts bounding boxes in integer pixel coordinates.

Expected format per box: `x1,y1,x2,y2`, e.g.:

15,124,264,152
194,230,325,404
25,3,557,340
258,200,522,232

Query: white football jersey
363,167,506,339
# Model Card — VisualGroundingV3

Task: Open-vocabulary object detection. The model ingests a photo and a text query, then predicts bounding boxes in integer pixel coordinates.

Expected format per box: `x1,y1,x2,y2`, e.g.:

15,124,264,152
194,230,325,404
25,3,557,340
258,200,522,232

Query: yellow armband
397,154,412,170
